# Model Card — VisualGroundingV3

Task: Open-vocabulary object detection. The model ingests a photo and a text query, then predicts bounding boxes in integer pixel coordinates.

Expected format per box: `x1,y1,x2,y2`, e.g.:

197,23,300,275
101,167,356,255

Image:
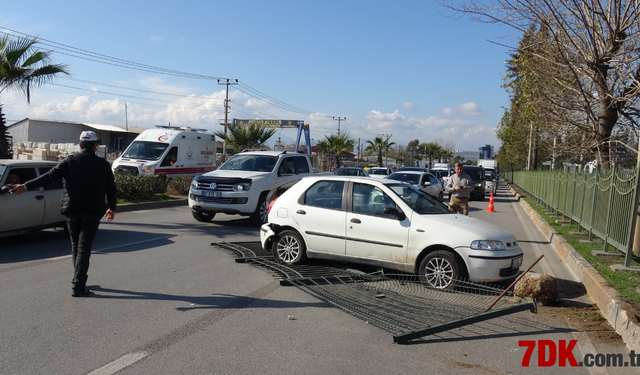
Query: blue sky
1,0,518,151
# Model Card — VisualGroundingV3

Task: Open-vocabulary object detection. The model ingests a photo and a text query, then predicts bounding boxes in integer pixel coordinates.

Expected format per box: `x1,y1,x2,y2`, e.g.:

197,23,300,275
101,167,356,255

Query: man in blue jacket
10,131,116,297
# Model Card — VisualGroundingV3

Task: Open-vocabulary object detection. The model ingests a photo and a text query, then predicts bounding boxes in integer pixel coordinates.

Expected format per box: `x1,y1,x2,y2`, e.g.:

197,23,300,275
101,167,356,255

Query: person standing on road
10,131,116,297
445,162,472,216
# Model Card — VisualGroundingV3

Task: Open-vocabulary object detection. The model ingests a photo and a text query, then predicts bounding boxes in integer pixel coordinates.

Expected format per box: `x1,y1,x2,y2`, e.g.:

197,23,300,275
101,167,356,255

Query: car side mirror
383,206,406,221
0,184,14,195
423,182,431,186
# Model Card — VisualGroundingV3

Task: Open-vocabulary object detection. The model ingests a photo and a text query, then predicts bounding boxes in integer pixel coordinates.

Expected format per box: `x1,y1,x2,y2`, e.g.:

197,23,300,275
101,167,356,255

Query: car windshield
398,167,424,172
121,141,169,161
387,173,420,185
220,154,278,172
334,168,365,176
485,173,495,181
368,169,387,175
388,184,450,214
464,169,485,181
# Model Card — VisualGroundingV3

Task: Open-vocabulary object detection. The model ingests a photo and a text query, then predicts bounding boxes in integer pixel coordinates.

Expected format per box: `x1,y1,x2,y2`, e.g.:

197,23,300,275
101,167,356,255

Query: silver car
0,160,66,237
387,171,444,202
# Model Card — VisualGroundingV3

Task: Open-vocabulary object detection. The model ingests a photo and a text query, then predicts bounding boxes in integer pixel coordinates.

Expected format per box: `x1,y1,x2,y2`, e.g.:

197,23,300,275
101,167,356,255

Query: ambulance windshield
121,141,170,161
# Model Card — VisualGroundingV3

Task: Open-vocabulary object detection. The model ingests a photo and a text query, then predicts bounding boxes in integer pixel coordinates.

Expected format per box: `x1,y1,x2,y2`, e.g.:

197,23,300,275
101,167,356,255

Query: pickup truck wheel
192,210,215,222
272,230,307,265
419,250,462,289
251,193,269,224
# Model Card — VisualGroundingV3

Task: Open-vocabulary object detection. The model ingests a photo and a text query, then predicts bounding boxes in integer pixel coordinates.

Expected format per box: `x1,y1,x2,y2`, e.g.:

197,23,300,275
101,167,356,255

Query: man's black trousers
65,212,103,291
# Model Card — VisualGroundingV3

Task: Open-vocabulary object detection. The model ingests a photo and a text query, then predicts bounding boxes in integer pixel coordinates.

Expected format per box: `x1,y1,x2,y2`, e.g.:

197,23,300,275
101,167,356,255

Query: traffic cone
486,193,496,212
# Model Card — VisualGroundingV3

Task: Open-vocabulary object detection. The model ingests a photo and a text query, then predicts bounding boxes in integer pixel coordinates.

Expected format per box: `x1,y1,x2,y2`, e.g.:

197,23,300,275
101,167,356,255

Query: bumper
459,247,523,282
260,224,276,251
188,189,259,216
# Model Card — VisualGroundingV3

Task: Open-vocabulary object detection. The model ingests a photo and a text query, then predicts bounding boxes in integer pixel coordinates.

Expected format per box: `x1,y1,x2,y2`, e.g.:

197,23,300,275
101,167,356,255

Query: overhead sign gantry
231,119,311,155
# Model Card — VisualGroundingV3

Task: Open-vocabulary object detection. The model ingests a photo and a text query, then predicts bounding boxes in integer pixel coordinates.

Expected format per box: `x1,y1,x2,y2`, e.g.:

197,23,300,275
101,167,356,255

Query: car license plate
202,191,221,198
511,256,523,268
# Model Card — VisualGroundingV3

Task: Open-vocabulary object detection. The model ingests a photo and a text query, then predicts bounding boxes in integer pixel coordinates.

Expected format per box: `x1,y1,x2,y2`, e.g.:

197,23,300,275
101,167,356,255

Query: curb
117,197,188,213
508,184,640,352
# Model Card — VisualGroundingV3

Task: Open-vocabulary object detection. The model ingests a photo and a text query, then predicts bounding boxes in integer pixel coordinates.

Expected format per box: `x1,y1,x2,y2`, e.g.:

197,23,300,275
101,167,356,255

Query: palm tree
365,136,395,167
317,133,355,170
214,120,276,154
0,35,69,103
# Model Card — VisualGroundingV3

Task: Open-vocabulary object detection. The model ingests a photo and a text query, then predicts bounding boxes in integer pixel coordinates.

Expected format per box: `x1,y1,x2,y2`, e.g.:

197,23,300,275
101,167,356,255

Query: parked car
260,176,523,289
485,171,497,196
333,167,369,177
367,167,393,179
460,165,486,201
0,160,66,237
386,171,444,202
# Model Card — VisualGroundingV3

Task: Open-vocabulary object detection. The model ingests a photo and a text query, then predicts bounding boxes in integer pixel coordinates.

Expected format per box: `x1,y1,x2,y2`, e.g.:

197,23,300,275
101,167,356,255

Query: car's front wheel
192,210,215,222
272,230,307,265
419,250,462,289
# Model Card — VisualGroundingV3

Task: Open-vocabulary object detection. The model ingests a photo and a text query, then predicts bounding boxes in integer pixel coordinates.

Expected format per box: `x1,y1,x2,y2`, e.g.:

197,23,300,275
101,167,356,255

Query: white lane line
87,352,148,375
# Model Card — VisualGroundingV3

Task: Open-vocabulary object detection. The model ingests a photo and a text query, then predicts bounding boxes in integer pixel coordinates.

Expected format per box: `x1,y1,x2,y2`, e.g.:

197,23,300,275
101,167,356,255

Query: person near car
445,163,471,216
4,171,20,185
9,131,116,297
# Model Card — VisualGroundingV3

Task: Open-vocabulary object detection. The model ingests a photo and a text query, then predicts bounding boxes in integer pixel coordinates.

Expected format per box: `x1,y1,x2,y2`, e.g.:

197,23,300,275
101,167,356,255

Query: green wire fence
503,168,639,267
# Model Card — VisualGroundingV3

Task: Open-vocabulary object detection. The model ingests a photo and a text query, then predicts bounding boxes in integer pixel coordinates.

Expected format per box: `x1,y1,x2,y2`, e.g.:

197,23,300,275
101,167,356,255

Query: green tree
0,35,69,103
421,142,443,168
214,120,276,154
317,133,355,170
365,136,395,167
452,155,465,166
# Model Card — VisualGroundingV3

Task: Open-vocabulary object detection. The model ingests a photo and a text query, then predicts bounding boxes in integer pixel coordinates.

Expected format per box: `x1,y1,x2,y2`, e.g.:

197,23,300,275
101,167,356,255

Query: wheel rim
276,235,300,263
424,257,454,288
259,201,269,223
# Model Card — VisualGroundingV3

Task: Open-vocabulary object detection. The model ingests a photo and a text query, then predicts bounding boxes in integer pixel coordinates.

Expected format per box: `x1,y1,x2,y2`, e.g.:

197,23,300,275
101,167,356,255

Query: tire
438,192,443,202
251,193,269,225
192,210,215,222
272,230,307,265
419,250,462,289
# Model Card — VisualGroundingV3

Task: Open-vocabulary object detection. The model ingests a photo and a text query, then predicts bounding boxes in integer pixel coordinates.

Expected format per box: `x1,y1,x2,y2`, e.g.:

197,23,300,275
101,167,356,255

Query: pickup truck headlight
191,179,198,190
470,240,505,250
475,183,482,188
233,182,251,191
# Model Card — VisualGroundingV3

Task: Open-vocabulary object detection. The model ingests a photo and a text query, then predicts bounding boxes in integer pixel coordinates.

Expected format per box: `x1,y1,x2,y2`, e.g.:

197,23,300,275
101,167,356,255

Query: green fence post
624,153,640,267
602,167,617,252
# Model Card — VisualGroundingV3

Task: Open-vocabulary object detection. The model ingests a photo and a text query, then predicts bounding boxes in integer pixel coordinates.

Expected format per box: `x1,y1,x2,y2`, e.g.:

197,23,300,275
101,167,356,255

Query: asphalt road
0,184,636,374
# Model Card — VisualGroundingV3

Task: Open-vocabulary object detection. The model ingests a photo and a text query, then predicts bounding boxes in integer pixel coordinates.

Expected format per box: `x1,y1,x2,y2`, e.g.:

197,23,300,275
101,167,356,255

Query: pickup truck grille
193,196,234,204
194,177,251,192
195,181,235,191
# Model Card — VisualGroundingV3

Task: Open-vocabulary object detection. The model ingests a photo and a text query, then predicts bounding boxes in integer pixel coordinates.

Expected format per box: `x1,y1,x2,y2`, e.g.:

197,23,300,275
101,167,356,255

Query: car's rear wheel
192,210,215,222
419,250,462,289
272,230,307,265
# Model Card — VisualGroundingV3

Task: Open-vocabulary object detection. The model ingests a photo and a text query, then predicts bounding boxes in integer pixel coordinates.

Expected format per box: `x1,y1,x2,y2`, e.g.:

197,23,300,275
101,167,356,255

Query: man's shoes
72,287,90,297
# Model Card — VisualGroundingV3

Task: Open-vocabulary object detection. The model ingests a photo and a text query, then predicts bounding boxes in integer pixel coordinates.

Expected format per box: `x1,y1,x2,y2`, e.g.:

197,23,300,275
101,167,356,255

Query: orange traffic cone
486,193,496,212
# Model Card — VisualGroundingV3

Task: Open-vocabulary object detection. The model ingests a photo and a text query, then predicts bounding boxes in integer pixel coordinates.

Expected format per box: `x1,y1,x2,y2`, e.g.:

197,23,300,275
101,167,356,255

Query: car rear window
388,173,420,185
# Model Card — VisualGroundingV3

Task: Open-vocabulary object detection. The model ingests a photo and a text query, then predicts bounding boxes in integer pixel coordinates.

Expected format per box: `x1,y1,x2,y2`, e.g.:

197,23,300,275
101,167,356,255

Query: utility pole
218,79,238,161
358,138,361,167
333,117,346,137
381,134,392,167
124,103,128,131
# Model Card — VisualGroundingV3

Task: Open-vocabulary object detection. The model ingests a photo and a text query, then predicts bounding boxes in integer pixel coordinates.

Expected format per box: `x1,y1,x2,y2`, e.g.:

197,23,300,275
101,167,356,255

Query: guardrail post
602,167,617,252
624,150,640,267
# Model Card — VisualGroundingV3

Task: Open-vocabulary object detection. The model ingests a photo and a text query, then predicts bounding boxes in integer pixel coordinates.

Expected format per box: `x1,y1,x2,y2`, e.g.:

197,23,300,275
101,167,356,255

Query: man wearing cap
10,131,116,297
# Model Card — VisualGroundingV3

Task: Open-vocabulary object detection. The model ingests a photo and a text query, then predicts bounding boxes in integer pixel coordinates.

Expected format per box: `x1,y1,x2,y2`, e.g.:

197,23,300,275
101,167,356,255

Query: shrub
114,173,159,200
167,176,192,195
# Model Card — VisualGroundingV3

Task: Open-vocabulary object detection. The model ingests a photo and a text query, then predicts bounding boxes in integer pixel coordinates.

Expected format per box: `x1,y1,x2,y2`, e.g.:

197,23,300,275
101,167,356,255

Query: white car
485,172,497,195
367,167,393,179
0,160,66,237
260,176,523,289
387,171,444,202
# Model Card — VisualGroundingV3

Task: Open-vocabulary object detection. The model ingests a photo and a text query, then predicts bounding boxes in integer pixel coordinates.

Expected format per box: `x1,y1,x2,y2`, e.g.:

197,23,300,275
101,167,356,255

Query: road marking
87,352,148,375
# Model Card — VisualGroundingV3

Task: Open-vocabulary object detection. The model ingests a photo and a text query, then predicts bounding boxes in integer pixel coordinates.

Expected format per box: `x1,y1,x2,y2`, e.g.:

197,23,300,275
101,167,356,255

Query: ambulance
112,126,216,176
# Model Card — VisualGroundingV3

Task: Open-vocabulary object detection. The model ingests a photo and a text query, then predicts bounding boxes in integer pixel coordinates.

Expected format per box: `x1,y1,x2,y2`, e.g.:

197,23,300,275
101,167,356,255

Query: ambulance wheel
192,210,215,222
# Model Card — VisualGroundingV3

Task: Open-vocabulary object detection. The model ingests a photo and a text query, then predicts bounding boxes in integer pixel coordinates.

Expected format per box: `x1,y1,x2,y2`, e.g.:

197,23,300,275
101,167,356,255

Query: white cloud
402,102,414,109
440,102,487,117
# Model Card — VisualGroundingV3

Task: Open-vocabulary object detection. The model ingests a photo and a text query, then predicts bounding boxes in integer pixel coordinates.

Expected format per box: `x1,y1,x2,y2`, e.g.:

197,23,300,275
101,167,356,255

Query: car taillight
268,198,278,214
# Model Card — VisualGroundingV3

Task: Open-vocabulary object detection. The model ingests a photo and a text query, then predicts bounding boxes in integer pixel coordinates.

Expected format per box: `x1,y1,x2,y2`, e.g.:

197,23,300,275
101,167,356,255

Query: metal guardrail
504,168,639,266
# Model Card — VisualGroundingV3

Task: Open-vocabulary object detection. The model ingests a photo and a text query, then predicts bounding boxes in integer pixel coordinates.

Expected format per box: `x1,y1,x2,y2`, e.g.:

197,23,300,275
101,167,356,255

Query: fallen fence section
212,241,536,344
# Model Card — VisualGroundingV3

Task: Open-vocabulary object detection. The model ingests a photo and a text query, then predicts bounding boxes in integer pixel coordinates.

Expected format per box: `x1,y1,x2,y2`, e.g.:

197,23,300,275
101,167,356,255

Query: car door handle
350,218,361,224
296,210,306,215
35,195,45,200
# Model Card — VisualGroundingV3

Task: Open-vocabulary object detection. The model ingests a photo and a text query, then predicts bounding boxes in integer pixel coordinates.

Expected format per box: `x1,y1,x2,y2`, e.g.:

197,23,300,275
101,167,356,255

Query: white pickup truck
189,150,314,224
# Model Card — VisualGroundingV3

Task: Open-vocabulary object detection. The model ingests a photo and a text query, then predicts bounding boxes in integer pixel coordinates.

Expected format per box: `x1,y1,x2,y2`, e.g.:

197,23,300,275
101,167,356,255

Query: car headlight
475,183,482,187
233,182,251,191
470,240,506,250
191,178,199,190
142,166,154,173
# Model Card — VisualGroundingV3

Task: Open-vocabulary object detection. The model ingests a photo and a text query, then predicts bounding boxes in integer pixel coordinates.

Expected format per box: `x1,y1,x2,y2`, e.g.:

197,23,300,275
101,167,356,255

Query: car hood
200,170,270,179
414,213,516,244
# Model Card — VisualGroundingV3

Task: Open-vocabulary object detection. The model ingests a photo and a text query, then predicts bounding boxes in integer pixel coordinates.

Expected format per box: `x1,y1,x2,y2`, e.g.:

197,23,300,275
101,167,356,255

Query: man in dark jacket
10,131,116,297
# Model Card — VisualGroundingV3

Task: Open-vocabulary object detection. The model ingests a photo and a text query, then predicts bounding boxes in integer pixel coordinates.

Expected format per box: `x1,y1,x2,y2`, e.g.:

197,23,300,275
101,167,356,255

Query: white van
112,126,216,176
